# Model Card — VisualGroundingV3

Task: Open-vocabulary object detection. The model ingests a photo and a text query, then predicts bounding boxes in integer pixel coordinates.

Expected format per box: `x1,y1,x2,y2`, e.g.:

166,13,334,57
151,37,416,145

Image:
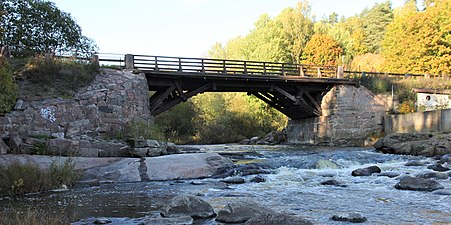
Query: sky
50,0,405,58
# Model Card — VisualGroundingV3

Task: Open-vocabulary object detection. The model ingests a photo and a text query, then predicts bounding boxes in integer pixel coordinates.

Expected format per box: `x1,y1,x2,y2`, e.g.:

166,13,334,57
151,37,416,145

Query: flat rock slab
0,154,121,170
145,153,232,181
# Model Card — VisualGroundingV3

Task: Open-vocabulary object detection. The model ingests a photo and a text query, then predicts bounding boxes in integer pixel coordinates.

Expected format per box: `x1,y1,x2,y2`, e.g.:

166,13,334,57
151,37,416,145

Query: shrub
0,158,80,196
22,55,99,97
398,100,416,114
123,119,165,141
0,57,18,114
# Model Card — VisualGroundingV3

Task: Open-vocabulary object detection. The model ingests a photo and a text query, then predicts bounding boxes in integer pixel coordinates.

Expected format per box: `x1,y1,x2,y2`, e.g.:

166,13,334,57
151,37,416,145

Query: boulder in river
377,171,400,178
250,175,266,183
320,179,347,187
145,153,233,181
245,213,313,225
216,199,275,223
405,160,427,167
394,176,444,192
427,163,450,172
416,171,449,180
163,195,216,219
351,166,381,176
331,212,367,223
222,177,245,184
431,188,451,196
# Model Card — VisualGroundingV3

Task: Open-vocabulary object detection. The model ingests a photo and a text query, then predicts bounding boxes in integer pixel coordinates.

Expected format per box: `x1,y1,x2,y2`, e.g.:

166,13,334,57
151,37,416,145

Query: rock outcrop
374,132,451,157
0,153,232,182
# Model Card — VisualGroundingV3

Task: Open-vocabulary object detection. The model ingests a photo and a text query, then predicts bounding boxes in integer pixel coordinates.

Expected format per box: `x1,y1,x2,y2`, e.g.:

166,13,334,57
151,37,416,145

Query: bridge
99,54,357,119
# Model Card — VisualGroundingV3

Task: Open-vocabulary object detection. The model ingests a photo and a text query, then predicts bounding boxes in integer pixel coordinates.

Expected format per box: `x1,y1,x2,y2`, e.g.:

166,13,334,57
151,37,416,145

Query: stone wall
287,85,387,146
0,69,151,156
384,109,451,134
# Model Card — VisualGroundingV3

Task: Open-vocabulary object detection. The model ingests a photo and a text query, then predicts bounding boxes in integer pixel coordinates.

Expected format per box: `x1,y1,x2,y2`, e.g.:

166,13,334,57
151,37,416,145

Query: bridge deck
101,54,357,119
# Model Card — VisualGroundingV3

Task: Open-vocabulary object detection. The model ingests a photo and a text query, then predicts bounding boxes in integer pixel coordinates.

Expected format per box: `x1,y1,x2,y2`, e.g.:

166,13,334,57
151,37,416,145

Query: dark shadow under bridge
100,54,357,119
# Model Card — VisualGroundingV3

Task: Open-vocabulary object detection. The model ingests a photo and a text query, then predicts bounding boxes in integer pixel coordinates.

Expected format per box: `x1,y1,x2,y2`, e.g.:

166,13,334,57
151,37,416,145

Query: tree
382,0,451,74
302,33,343,66
1,0,97,57
277,1,314,63
360,1,394,53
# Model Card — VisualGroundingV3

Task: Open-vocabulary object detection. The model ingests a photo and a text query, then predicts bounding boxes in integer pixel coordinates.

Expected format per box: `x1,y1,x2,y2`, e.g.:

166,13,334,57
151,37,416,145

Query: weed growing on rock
0,158,80,196
0,208,69,225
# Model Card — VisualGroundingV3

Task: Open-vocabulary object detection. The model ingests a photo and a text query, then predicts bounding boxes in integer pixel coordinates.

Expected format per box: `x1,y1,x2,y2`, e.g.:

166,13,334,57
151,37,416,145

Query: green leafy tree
1,0,97,57
302,33,343,66
277,1,314,63
360,1,394,53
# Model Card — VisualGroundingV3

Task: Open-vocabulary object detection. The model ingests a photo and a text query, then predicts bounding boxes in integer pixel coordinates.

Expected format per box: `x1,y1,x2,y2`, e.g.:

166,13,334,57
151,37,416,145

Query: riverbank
0,145,449,224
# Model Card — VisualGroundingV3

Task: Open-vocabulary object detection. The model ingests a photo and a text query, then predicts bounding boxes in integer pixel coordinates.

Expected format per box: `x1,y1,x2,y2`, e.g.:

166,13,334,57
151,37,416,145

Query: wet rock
245,213,313,225
237,164,271,176
416,171,449,180
163,195,216,219
405,160,427,167
351,166,381,176
138,216,193,225
93,217,112,224
395,176,444,192
438,154,451,164
147,147,164,157
432,188,451,196
377,171,400,178
216,199,275,223
427,163,450,172
250,175,266,183
83,158,141,182
331,212,367,223
315,159,338,169
222,177,245,184
130,147,148,157
320,179,346,187
166,142,180,154
0,138,9,155
145,153,233,181
249,137,260,144
374,132,451,157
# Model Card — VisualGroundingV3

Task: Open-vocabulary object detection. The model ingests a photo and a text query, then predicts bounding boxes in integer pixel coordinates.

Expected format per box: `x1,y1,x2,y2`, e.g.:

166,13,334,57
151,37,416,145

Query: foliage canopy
0,0,97,57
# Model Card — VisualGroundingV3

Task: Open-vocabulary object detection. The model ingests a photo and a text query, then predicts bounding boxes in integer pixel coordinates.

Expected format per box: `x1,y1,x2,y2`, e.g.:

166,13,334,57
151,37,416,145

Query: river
0,146,450,224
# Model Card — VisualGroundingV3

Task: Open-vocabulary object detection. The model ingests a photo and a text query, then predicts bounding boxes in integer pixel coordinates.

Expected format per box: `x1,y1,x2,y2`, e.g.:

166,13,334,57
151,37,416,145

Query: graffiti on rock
40,107,56,122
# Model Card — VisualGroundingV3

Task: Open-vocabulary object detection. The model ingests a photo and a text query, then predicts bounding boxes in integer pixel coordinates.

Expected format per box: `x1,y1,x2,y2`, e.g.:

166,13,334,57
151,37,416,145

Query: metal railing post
337,66,344,79
154,56,159,70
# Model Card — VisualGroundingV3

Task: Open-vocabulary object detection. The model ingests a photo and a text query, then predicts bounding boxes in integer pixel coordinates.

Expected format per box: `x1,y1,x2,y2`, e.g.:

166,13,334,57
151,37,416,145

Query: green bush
0,57,18,114
123,119,165,141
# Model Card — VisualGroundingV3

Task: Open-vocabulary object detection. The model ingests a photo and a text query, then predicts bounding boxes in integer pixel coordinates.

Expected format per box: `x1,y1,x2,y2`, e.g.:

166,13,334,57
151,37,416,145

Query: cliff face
0,69,151,156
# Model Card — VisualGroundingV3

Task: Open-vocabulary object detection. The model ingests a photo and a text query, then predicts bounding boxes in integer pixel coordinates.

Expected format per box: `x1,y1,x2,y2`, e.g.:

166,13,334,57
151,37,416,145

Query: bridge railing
131,55,308,76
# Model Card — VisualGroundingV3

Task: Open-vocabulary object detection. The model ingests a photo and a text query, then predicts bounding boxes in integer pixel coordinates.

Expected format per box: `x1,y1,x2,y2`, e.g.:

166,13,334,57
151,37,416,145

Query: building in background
414,88,451,111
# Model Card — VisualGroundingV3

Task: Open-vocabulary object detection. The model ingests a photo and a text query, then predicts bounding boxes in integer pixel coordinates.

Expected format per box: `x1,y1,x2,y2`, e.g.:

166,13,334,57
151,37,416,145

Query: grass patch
0,208,69,225
0,158,80,196
14,55,99,99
